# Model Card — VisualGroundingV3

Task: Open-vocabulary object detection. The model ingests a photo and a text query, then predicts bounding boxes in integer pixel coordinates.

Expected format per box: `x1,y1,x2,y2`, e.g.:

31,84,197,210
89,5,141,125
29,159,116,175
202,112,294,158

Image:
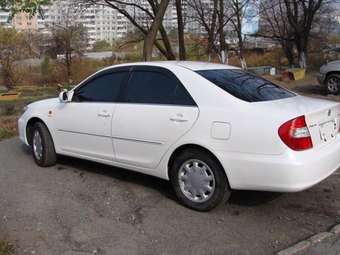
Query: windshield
196,69,296,102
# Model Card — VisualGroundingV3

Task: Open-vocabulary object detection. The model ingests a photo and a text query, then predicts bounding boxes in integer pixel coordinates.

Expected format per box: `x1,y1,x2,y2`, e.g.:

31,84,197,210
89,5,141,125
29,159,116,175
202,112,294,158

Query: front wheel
31,122,57,167
170,149,231,211
325,74,340,95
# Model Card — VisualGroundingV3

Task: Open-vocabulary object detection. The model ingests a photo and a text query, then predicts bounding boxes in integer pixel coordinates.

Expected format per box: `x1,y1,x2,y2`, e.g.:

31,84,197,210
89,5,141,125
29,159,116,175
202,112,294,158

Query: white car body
18,61,340,192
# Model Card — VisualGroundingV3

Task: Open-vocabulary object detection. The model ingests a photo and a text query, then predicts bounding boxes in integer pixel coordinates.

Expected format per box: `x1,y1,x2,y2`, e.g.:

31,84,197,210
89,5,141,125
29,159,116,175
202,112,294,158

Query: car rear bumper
218,135,340,192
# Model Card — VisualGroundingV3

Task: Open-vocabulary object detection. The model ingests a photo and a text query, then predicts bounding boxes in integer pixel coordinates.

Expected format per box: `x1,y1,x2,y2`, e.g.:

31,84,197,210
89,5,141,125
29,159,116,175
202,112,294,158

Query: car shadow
56,155,176,201
228,190,283,207
26,150,283,208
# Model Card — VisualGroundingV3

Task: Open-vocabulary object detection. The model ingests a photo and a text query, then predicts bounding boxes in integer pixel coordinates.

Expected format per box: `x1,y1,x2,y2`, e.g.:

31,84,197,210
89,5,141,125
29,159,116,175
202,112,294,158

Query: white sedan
18,61,340,211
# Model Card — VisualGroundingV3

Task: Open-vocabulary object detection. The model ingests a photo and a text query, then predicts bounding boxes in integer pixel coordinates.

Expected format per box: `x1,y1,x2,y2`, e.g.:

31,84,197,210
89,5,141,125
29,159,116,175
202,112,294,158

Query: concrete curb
277,224,340,255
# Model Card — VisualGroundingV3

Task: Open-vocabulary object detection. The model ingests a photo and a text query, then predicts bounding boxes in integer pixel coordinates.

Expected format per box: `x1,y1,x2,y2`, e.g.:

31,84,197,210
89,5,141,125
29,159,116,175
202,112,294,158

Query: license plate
319,120,337,143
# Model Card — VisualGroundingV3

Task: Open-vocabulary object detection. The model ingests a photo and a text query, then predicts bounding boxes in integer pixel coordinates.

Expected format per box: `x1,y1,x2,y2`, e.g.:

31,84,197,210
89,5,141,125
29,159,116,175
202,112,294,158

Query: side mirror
59,90,71,103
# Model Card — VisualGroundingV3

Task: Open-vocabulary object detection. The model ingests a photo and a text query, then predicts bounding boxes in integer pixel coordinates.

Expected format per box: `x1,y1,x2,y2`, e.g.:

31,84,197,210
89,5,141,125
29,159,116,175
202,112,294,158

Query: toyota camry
18,61,340,211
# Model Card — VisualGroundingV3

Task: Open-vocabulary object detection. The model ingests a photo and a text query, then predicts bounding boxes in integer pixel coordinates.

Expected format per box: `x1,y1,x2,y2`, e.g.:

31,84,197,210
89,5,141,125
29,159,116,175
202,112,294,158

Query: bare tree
143,0,170,60
85,0,176,60
258,0,295,67
187,0,219,61
283,0,326,69
217,0,228,63
228,0,252,69
47,4,88,81
176,0,186,60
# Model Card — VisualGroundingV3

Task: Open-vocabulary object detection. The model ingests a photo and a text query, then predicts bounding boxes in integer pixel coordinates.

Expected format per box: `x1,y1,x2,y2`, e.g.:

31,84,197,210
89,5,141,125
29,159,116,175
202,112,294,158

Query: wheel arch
26,117,50,145
326,71,340,81
167,143,231,187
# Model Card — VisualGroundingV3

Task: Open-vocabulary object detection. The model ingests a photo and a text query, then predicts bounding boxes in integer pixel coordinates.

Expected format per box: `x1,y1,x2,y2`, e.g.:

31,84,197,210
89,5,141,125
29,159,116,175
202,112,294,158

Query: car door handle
97,111,111,118
170,117,188,123
170,113,188,123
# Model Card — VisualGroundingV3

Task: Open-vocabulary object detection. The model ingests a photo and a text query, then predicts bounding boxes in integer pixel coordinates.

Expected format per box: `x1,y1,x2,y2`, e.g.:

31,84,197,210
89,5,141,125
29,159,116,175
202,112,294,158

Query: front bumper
217,135,340,192
18,114,28,145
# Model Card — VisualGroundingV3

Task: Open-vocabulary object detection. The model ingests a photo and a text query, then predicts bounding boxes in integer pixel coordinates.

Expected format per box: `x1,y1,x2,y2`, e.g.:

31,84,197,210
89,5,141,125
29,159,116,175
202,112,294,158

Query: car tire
170,149,231,211
325,74,340,95
31,122,57,167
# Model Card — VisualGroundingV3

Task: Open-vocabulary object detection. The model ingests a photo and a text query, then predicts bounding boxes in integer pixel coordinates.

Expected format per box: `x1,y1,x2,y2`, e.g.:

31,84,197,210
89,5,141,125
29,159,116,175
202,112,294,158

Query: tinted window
196,69,295,102
74,71,127,102
121,70,195,106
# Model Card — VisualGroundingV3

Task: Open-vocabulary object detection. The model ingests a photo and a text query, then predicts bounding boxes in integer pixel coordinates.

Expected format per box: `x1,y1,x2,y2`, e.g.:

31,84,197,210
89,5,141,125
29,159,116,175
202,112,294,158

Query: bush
92,40,112,52
228,48,288,69
70,58,107,84
41,56,53,83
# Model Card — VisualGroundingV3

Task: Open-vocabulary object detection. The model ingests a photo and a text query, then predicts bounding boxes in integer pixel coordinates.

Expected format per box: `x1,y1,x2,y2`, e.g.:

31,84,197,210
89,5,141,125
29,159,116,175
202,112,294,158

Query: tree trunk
158,25,176,60
282,42,295,68
218,0,228,64
218,50,229,64
298,51,307,69
296,37,308,69
65,51,71,82
143,0,170,61
147,0,176,60
175,0,186,60
207,0,218,62
238,36,247,69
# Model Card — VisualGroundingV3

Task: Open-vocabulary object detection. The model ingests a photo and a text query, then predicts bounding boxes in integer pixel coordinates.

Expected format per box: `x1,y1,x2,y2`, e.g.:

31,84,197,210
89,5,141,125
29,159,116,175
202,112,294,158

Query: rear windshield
196,69,295,102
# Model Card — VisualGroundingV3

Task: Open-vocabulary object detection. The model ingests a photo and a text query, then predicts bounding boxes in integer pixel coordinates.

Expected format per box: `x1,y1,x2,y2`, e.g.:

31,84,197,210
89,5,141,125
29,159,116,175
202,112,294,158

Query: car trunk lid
306,104,340,148
253,95,340,150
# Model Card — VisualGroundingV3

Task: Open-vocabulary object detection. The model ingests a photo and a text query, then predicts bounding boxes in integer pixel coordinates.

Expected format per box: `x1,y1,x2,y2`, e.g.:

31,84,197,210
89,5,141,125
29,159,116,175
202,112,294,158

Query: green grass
0,240,15,255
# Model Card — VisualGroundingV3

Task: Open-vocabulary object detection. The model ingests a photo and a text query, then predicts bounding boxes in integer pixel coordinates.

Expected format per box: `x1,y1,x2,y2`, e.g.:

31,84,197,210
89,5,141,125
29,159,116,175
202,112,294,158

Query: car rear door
112,66,199,169
55,67,129,161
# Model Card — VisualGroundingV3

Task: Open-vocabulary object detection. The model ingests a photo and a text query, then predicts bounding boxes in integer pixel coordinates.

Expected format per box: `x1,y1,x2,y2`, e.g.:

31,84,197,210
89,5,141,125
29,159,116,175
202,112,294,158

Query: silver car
318,60,340,95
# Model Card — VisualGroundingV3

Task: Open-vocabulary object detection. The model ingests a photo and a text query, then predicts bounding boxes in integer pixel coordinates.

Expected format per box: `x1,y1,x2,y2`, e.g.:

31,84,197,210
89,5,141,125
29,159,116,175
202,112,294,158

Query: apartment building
0,0,209,45
36,1,129,46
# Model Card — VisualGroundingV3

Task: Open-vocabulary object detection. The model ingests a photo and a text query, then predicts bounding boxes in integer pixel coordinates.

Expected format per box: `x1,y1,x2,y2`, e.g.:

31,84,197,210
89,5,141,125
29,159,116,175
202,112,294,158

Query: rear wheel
325,74,340,95
31,122,57,167
170,149,230,211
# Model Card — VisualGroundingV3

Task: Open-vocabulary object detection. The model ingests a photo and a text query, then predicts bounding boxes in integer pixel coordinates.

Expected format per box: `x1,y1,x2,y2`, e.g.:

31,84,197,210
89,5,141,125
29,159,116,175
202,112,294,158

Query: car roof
103,61,240,71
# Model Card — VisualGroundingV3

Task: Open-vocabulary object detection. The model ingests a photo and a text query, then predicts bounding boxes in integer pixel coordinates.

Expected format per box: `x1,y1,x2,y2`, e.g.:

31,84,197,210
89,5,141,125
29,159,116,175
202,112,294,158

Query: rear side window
196,69,295,102
121,70,196,106
74,71,128,102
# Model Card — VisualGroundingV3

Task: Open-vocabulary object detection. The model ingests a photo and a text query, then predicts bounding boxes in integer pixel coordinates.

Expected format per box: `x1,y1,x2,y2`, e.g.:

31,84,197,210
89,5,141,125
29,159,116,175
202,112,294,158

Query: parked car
318,60,340,95
18,61,340,211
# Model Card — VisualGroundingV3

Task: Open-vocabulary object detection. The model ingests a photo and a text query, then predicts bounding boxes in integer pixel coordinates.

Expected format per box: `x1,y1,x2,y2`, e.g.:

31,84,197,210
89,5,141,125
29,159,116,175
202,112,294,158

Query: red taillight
278,115,313,151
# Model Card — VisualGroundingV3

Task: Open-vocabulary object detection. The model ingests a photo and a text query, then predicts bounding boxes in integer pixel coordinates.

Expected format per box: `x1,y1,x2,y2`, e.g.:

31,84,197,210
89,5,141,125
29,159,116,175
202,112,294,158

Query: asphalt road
1,138,340,255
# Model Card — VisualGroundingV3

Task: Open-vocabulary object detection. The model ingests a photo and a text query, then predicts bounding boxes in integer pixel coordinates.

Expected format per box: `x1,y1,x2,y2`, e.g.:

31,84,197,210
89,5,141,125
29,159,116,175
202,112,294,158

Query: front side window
120,70,195,106
196,69,295,102
74,71,128,102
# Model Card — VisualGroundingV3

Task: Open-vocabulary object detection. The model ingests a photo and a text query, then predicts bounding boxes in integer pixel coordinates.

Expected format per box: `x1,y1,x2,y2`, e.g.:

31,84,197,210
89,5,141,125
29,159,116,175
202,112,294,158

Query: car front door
112,66,199,169
55,67,129,162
